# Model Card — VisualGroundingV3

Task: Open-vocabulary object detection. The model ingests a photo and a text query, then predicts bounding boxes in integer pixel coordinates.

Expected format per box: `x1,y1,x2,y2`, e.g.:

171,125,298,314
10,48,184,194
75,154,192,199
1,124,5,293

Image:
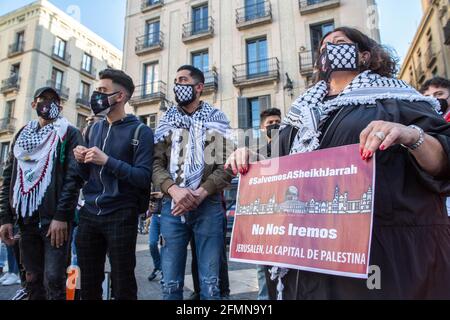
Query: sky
0,0,424,62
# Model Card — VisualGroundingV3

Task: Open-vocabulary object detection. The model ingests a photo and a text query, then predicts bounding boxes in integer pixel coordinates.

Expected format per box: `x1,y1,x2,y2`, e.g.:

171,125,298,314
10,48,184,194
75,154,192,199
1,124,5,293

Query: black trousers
19,223,69,300
76,207,138,300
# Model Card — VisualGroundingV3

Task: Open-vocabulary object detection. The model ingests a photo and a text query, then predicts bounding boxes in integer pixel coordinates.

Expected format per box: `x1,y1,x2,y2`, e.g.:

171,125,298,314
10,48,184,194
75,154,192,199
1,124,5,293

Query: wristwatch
401,125,424,151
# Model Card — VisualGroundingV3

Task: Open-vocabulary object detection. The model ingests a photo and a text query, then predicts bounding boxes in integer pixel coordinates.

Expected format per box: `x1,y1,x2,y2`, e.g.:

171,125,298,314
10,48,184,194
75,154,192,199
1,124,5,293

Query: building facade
399,0,450,89
0,0,122,168
123,0,380,131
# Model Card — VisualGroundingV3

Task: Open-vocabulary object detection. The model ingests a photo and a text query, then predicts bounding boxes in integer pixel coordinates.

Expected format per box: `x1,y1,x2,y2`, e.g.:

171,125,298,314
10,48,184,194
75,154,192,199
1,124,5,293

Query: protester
225,27,450,300
420,77,450,122
0,87,83,299
73,69,154,300
148,192,163,282
153,65,234,300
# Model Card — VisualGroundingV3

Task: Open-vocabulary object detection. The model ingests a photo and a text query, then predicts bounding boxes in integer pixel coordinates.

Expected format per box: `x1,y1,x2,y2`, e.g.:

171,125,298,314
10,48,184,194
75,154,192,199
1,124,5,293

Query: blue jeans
160,195,225,300
0,241,7,269
71,226,78,266
149,214,161,270
6,244,19,274
257,265,269,300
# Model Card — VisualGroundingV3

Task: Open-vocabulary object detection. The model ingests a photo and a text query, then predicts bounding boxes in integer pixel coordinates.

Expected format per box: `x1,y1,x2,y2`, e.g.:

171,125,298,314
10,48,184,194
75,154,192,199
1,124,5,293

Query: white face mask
173,83,197,107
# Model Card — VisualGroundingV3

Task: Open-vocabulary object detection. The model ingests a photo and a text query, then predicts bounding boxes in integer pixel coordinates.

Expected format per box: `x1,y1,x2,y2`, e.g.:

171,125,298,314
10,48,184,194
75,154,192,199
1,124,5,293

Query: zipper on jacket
95,123,112,215
319,107,346,148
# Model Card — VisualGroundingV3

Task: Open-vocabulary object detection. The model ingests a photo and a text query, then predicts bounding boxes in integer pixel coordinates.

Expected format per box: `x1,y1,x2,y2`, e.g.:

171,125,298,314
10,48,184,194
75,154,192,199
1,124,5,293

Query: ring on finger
373,131,386,141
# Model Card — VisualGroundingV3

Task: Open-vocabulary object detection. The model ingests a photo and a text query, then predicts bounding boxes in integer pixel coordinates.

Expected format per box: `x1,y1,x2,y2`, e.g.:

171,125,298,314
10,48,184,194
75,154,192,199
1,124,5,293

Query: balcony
8,41,25,58
236,0,272,30
141,0,164,13
233,57,280,88
129,81,167,107
135,32,164,55
46,80,70,101
51,47,71,66
444,20,450,45
182,17,214,43
203,69,219,93
0,118,17,134
425,44,437,68
1,77,20,94
80,65,97,79
76,93,91,109
299,50,315,77
299,0,340,15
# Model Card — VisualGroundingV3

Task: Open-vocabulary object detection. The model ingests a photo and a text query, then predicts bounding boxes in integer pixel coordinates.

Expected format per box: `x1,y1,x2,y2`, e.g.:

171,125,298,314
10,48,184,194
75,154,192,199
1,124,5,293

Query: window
246,37,268,77
82,53,92,72
5,100,15,119
237,95,271,134
53,37,66,58
139,114,157,130
10,63,20,78
192,4,209,34
245,0,265,21
77,114,88,130
15,31,24,51
192,50,209,72
80,81,91,99
143,63,159,96
310,21,334,58
51,68,64,90
145,20,161,46
0,142,10,165
432,67,438,76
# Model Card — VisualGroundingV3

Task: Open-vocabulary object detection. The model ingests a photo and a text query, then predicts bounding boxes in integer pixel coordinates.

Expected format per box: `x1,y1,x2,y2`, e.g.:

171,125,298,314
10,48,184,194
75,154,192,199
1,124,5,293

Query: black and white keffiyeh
283,70,441,154
13,117,69,217
154,102,231,191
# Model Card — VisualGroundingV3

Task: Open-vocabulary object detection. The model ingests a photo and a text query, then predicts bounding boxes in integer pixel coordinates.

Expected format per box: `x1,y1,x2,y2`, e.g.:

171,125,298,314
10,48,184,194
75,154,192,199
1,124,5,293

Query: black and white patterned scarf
13,117,69,217
283,70,440,154
154,101,231,191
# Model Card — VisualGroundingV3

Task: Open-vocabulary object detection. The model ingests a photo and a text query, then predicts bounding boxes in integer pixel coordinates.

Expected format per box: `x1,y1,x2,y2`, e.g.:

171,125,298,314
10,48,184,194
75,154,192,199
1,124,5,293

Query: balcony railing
299,50,316,76
135,32,164,55
76,93,91,108
236,0,272,30
299,0,341,15
233,57,280,87
129,81,167,107
80,64,97,79
46,80,70,101
8,41,25,58
51,47,71,66
141,0,164,12
425,43,437,68
182,17,215,42
203,70,219,93
1,76,20,94
0,118,17,134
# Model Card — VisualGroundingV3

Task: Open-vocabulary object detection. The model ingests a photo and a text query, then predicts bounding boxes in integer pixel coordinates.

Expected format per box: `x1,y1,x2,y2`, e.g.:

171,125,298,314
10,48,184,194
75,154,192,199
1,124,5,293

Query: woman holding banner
225,27,450,300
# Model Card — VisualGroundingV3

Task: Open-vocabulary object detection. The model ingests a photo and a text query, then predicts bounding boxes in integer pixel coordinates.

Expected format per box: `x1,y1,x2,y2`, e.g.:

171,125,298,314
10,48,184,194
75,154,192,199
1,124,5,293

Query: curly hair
314,27,399,82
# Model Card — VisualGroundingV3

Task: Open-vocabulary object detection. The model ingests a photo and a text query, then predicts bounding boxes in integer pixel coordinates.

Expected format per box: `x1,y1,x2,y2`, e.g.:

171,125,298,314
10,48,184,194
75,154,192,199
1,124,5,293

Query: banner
229,144,375,279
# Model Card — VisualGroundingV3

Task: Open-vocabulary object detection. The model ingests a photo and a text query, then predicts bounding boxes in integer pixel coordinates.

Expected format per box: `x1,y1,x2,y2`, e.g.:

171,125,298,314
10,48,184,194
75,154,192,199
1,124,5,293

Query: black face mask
90,91,119,116
317,42,360,82
36,100,61,120
265,123,280,139
438,98,449,114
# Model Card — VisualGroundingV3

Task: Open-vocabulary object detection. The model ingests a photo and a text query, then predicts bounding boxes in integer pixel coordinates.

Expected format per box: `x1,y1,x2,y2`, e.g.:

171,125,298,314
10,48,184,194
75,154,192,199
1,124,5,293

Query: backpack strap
132,123,146,162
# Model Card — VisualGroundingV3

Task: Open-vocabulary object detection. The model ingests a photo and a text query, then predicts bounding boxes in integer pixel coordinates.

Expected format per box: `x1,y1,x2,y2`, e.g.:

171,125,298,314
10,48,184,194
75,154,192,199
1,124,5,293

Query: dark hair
99,68,135,98
315,27,399,82
420,77,450,93
260,108,282,122
177,65,205,84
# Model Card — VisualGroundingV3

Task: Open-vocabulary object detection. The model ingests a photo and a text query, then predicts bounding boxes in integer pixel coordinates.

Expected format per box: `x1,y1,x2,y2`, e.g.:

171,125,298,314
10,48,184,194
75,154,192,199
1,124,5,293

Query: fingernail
379,145,385,151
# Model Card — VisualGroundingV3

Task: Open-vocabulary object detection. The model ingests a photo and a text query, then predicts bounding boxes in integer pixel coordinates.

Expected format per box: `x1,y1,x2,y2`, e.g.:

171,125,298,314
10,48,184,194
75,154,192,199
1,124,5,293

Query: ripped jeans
160,194,225,300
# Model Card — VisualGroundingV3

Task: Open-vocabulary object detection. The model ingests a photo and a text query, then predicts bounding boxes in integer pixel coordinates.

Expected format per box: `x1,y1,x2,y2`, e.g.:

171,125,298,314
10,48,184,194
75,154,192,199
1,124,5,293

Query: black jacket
77,115,154,215
0,125,84,226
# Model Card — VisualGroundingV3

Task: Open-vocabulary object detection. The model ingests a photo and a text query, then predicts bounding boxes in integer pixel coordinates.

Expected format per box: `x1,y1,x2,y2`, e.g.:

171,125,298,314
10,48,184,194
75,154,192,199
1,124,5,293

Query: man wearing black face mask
73,69,154,300
420,77,450,122
0,87,83,299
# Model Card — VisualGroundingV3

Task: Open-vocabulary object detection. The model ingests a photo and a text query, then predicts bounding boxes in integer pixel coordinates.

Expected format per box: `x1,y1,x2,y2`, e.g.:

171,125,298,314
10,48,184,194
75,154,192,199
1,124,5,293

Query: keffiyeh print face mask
36,100,61,120
174,83,197,107
317,43,360,82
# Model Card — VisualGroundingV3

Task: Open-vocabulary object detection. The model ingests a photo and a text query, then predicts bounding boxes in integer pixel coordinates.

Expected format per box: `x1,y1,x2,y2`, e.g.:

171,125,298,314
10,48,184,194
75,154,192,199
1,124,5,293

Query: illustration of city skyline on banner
236,184,373,216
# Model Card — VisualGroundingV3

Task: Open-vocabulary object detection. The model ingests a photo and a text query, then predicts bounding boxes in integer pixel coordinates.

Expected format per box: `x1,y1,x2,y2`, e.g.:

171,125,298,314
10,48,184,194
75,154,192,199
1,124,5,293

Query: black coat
0,125,84,226
266,99,450,300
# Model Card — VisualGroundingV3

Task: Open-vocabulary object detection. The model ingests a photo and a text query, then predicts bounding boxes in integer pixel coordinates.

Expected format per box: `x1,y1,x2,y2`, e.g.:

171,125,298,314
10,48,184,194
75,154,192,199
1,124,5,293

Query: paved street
0,234,258,300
